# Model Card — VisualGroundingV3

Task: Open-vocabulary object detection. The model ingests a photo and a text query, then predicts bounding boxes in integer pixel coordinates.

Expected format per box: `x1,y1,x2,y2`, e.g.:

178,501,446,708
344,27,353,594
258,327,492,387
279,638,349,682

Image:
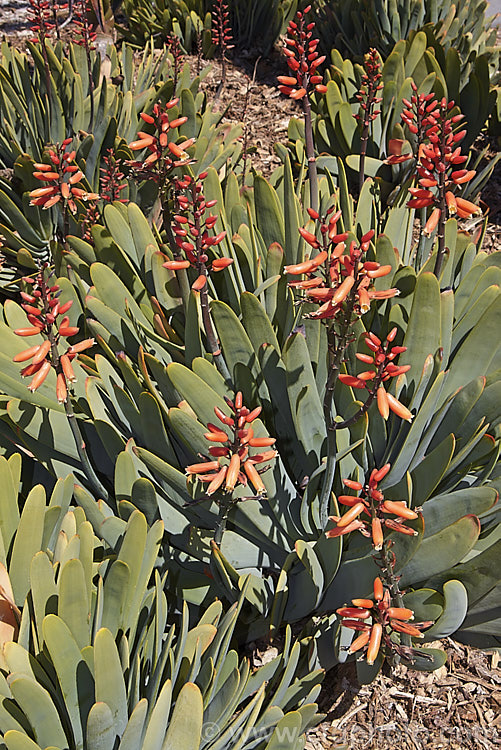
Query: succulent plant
313,0,500,87
0,15,499,688
292,34,500,216
0,157,498,674
0,452,324,749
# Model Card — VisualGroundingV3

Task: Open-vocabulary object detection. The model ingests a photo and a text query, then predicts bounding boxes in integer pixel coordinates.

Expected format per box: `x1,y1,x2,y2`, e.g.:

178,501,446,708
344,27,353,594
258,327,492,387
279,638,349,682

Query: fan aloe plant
0,5,499,682
313,0,500,86
0,452,324,749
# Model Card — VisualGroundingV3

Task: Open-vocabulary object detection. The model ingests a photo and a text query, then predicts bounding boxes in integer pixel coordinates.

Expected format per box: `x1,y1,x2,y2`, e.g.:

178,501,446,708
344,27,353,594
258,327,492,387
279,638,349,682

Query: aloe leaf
210,300,257,379
7,676,67,749
266,711,303,750
94,628,128,738
141,680,172,750
241,291,280,354
167,362,228,427
9,485,45,605
254,176,286,251
442,295,501,403
101,560,130,638
410,433,455,504
282,333,324,462
403,588,444,623
3,732,45,750
118,699,148,750
86,701,116,750
451,285,500,353
202,667,240,736
400,515,481,587
421,487,497,538
0,455,20,555
402,272,441,388
30,552,57,641
383,370,448,488
58,558,90,649
43,614,94,750
402,647,447,671
282,152,303,266
423,580,468,640
162,682,203,750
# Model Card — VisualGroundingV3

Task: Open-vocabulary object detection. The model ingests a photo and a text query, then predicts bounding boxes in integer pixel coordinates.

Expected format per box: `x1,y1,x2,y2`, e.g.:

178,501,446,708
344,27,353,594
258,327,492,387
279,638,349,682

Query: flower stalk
185,392,277,543
278,4,326,214
355,48,383,195
13,266,107,500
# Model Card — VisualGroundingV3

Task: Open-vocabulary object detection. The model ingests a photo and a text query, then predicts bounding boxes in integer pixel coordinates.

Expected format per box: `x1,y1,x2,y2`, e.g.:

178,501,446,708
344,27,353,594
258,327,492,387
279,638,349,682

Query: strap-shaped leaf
162,682,203,750
423,580,468,640
86,702,116,750
400,515,481,586
94,628,128,737
9,485,45,606
8,676,67,749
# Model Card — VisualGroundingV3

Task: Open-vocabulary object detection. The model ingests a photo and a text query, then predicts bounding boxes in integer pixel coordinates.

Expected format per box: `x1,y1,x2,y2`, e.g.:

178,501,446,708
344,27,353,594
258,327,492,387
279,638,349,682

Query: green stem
214,498,231,545
302,95,319,215
163,201,190,312
191,181,232,385
199,272,232,385
359,119,370,196
63,397,110,500
433,171,447,279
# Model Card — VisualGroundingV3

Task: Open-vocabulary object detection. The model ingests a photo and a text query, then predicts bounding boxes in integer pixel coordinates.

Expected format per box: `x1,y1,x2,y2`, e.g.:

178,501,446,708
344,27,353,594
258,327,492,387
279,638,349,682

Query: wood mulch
1,6,500,747
305,640,501,749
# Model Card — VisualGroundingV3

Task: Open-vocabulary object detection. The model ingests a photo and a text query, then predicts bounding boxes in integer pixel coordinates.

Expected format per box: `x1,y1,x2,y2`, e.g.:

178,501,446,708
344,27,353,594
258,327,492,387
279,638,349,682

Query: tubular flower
285,209,398,321
354,48,383,126
80,149,129,243
28,0,56,44
338,328,413,421
71,0,97,49
13,266,94,400
337,577,433,665
385,138,412,165
211,0,234,55
162,172,232,290
278,4,326,101
127,99,195,183
29,140,99,214
326,462,420,546
402,87,481,231
185,392,277,499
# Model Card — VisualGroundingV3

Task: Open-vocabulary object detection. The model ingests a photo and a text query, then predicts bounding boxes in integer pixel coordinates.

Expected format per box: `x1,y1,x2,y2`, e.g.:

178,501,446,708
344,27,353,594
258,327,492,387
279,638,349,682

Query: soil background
0,3,500,748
